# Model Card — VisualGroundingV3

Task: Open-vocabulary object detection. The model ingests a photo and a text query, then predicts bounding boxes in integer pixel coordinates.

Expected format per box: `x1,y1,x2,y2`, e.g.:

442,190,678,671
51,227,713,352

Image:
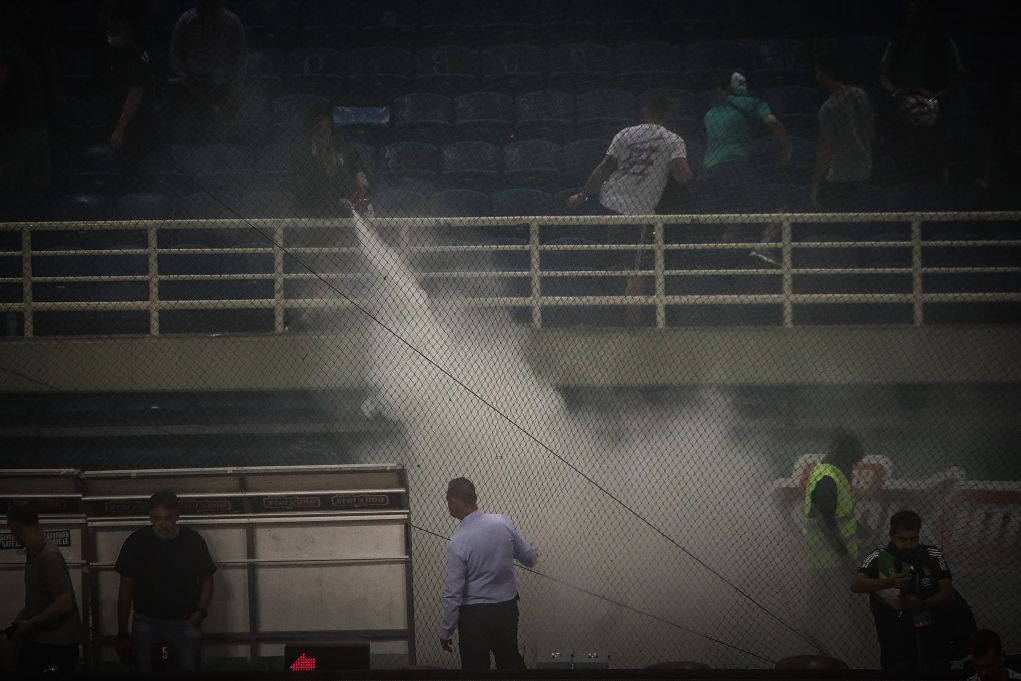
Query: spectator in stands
0,45,50,193
810,55,875,211
698,72,792,264
440,477,538,670
5,502,81,673
115,491,215,672
291,107,371,217
168,0,247,133
102,1,156,169
566,97,693,322
879,0,964,183
852,510,957,671
969,630,1020,681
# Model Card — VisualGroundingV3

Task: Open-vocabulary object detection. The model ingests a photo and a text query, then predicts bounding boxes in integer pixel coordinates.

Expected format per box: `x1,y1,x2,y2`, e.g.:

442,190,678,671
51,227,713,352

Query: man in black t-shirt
115,491,215,671
102,1,155,168
852,509,957,671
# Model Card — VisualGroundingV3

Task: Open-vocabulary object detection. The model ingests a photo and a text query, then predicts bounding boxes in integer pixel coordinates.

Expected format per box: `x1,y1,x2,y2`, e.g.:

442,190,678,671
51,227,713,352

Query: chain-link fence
2,0,1020,672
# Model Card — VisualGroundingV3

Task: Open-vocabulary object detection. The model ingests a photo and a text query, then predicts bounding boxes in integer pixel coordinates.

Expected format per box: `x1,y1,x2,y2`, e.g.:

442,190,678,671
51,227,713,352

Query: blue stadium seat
358,0,418,47
538,0,596,42
492,188,555,216
813,36,886,86
683,41,751,90
477,0,539,41
393,93,454,142
176,193,239,220
764,85,822,136
657,0,718,33
515,90,574,140
252,140,298,193
615,42,681,90
370,190,428,217
348,47,413,103
420,0,479,45
300,0,357,45
271,93,330,142
175,144,254,195
502,140,562,190
638,88,703,137
54,97,108,145
349,143,377,175
379,142,440,191
749,39,812,88
947,131,986,184
117,193,177,220
51,194,116,222
886,183,958,212
333,106,392,146
242,0,301,49
562,138,609,189
427,189,492,218
244,49,286,98
239,191,297,218
596,0,657,40
453,91,514,141
751,135,814,185
441,141,502,191
142,153,192,196
0,194,51,222
414,47,480,96
576,89,636,140
546,43,615,92
482,45,546,94
67,144,121,194
284,47,347,99
227,95,272,145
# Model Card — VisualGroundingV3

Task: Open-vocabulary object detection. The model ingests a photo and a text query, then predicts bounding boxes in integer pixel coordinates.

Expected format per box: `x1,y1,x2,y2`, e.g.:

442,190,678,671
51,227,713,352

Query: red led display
289,652,318,672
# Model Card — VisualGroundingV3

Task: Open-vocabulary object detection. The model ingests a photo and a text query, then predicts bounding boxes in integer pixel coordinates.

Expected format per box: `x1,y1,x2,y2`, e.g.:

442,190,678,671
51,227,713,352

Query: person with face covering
100,1,155,168
291,107,370,217
114,491,216,671
852,510,958,671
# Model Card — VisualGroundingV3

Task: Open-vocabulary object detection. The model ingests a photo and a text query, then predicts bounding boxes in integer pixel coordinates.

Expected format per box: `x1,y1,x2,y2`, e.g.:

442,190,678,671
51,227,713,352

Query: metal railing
1,212,1019,336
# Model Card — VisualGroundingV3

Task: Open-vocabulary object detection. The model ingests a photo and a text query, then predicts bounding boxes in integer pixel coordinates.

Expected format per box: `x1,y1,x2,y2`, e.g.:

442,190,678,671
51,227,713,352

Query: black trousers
457,598,526,670
17,640,79,673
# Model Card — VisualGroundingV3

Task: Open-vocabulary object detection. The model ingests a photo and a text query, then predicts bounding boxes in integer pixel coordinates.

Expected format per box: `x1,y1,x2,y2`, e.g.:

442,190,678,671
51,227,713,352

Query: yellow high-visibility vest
802,463,858,568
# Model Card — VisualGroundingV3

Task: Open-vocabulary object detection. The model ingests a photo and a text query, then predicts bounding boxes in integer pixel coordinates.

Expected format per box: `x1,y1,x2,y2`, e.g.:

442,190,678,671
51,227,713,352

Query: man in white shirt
439,478,538,669
969,630,1020,681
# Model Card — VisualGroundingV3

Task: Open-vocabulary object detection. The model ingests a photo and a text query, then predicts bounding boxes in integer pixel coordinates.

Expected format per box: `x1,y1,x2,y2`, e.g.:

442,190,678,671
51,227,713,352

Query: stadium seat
358,0,418,47
947,131,986,184
813,35,886,86
393,93,454,142
885,183,958,212
427,189,492,218
562,138,609,189
239,191,297,218
54,97,108,145
616,42,681,90
683,41,751,90
477,0,539,42
453,91,514,141
441,141,502,191
142,153,192,196
333,106,392,146
226,96,272,145
347,47,413,103
67,144,121,195
378,142,440,191
575,89,636,140
0,194,52,222
657,0,718,34
349,143,377,175
515,90,575,140
51,194,116,222
596,0,658,41
116,193,177,220
284,47,347,99
414,47,480,96
419,0,479,44
638,87,702,139
300,0,357,45
502,140,562,190
538,0,596,43
749,39,812,87
244,49,286,98
271,93,330,142
370,190,428,217
482,45,546,94
175,144,254,195
492,188,555,217
764,85,822,136
546,43,615,92
242,0,301,50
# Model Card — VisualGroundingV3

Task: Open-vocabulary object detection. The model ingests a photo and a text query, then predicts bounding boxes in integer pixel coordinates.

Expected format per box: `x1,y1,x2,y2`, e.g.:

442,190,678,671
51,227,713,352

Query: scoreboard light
284,643,371,672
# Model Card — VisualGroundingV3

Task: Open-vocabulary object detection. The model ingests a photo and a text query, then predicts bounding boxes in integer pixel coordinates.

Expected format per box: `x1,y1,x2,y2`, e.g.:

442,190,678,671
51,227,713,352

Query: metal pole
147,226,160,336
911,219,923,326
529,220,541,328
654,221,666,329
781,219,793,327
21,226,33,338
273,225,285,332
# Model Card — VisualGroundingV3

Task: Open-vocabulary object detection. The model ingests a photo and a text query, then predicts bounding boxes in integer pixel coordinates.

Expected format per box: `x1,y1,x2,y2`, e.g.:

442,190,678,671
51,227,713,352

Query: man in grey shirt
810,55,875,212
5,502,80,673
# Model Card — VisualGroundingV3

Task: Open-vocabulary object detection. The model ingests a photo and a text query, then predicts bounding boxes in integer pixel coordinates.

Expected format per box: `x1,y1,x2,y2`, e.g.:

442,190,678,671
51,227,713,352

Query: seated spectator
168,0,247,134
810,55,875,211
291,107,370,217
102,1,156,170
698,72,791,264
879,0,963,183
968,630,1019,681
0,44,50,193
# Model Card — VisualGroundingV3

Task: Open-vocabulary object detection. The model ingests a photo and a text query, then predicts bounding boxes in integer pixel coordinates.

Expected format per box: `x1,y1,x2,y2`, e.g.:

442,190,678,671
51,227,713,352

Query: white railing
1,212,1019,336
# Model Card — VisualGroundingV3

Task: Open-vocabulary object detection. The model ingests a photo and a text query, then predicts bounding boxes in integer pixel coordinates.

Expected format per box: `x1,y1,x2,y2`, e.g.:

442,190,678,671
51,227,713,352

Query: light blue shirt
439,510,538,639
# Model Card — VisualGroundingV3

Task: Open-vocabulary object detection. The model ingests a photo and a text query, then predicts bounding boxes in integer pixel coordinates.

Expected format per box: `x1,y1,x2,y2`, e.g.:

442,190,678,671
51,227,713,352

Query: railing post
147,226,160,336
911,219,923,326
654,221,665,329
529,220,541,328
274,224,285,333
21,226,33,338
781,219,793,327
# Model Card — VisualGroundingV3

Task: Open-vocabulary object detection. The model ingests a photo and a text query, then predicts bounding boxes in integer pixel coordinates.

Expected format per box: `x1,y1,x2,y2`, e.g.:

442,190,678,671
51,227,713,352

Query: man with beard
852,510,957,671
114,491,215,671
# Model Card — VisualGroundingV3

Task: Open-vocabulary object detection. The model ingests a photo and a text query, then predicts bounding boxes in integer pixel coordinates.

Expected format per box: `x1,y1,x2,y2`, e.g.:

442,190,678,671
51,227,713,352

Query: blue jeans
132,612,202,671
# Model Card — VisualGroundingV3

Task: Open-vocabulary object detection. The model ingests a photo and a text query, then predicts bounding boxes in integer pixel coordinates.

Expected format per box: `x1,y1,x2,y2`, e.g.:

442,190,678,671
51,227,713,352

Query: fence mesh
1,0,1021,672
